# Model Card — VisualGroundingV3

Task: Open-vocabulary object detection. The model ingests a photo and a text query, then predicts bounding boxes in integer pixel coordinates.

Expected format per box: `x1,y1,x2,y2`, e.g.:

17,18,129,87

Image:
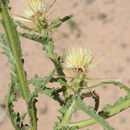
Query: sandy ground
0,0,130,129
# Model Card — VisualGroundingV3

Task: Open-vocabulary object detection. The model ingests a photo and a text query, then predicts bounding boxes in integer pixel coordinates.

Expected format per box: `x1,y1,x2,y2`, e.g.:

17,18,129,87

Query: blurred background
0,0,130,129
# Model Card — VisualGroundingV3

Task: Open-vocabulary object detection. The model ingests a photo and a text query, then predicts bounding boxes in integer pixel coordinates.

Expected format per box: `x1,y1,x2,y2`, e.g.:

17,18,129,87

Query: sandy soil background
0,0,130,129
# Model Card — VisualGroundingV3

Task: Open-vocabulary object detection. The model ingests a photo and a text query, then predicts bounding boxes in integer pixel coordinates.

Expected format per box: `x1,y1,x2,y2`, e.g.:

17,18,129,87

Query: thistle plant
0,0,130,130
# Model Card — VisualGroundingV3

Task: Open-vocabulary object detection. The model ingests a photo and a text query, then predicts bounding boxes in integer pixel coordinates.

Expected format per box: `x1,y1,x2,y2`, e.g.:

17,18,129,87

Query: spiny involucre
64,47,93,73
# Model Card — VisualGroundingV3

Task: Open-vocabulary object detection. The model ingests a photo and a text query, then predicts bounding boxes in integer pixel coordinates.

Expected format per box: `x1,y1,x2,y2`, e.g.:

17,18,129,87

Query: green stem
69,118,96,128
28,99,37,130
60,97,76,127
1,2,30,100
1,1,37,130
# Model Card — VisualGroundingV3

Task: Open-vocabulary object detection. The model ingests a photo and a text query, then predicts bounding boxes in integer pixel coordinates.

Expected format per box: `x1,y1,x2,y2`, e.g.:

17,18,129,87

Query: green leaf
42,87,64,105
99,95,130,118
47,15,73,32
42,38,57,59
21,113,27,122
88,81,130,94
0,33,27,99
15,21,39,33
55,96,77,129
1,0,9,8
57,79,74,92
77,98,114,130
6,73,26,130
28,70,64,105
0,26,27,130
81,91,100,112
29,69,55,102
0,33,16,72
19,32,46,43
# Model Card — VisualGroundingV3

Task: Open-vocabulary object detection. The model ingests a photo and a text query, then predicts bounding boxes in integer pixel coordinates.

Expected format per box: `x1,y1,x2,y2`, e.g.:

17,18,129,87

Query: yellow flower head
64,47,93,73
24,0,46,20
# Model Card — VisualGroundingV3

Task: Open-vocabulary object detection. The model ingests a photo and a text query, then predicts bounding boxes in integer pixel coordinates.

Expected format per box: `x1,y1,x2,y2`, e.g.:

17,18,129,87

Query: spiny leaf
42,87,64,105
21,113,27,122
19,32,58,60
0,31,26,129
77,98,114,130
28,70,64,105
57,79,74,92
0,33,15,71
19,32,46,43
42,38,57,60
0,33,24,98
81,91,100,112
60,96,75,114
99,95,130,118
6,73,26,130
47,15,73,32
1,0,9,8
0,33,26,98
29,70,55,102
55,96,77,129
88,81,130,94
15,21,39,33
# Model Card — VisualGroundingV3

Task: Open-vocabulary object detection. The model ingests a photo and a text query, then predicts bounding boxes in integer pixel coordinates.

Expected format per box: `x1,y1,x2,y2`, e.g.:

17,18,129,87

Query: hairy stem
60,97,76,128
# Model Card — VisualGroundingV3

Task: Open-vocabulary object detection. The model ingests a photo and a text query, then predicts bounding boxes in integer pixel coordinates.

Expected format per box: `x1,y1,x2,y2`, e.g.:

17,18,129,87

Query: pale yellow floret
24,0,46,19
64,47,93,73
